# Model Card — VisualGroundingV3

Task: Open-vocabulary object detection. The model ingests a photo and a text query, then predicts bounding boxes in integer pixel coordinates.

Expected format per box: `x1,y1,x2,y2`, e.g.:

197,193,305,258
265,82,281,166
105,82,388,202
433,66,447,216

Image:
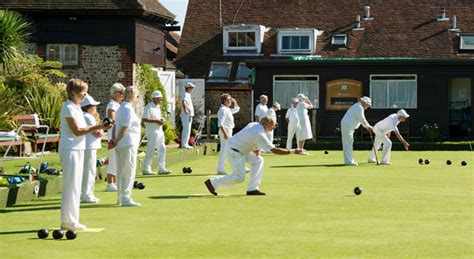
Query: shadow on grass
271,164,347,168
0,229,38,235
0,203,118,214
136,174,214,179
148,194,245,200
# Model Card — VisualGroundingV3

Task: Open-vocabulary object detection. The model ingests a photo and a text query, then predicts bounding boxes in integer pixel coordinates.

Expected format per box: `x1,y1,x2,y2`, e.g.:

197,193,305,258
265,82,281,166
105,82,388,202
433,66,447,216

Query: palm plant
0,10,32,73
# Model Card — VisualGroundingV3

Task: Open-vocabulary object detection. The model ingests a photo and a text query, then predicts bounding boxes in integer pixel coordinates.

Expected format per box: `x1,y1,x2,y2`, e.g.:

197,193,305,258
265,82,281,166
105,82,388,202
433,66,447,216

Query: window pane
300,36,310,49
229,32,238,47
282,36,290,50
371,81,389,108
371,80,416,108
209,63,231,79
273,80,319,109
246,32,256,46
63,45,78,64
236,63,251,80
47,45,61,61
291,36,300,49
238,32,247,46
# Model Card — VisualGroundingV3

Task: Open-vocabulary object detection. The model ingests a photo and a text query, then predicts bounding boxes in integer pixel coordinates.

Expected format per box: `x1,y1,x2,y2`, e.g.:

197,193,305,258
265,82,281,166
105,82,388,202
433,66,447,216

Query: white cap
360,96,372,106
297,93,306,100
185,82,196,88
81,94,100,107
397,109,410,118
152,90,162,98
273,102,281,110
292,98,298,103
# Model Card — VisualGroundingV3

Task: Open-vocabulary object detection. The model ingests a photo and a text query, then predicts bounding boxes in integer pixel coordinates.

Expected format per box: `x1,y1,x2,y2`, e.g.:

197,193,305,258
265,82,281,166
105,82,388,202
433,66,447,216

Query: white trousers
115,146,138,203
82,149,97,199
211,147,264,192
217,128,233,172
181,113,193,147
106,148,117,176
286,123,301,150
341,124,356,164
143,130,166,172
59,148,84,225
369,131,392,163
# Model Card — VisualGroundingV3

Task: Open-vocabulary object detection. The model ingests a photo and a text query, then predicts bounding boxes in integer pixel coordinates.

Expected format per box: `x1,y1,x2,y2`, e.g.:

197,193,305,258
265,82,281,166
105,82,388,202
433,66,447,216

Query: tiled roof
0,0,175,22
177,0,474,77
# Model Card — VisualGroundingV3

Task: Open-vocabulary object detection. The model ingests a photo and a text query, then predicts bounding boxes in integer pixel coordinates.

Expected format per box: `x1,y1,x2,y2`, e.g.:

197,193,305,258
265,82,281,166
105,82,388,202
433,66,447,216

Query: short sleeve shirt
59,100,86,150
255,104,268,121
115,102,141,148
84,112,101,150
143,102,163,135
374,114,400,134
180,92,194,117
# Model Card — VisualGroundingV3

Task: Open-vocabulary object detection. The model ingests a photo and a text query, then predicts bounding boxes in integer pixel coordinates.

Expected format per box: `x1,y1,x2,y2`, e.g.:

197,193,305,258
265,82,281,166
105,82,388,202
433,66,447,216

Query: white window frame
460,34,474,50
223,25,265,54
273,75,320,109
369,74,418,109
331,34,348,46
46,44,78,66
277,29,318,55
235,62,251,82
207,61,232,82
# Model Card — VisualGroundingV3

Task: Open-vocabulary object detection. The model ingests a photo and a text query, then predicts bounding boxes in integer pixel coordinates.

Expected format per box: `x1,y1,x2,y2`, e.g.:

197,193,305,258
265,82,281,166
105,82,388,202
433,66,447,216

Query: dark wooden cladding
135,19,166,67
252,64,474,139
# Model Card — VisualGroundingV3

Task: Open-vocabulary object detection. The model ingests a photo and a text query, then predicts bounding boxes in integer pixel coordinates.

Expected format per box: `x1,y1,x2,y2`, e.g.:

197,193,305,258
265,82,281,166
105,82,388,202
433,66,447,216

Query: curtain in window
371,80,416,108
371,81,389,108
273,81,319,109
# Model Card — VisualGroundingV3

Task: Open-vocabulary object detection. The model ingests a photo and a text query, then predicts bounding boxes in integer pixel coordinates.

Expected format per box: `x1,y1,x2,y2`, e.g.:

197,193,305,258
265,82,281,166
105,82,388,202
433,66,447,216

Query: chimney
353,15,364,31
437,8,449,21
449,15,460,32
362,6,374,20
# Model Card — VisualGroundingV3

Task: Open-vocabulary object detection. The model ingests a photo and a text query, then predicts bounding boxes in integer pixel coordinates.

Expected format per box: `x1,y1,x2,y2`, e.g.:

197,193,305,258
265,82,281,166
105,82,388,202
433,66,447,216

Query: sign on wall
326,79,363,110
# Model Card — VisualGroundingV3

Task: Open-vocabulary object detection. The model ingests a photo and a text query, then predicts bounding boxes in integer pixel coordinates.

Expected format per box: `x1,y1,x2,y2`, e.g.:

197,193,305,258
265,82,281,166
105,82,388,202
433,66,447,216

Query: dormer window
460,34,474,50
277,29,319,55
236,63,252,82
331,34,348,47
223,25,266,55
208,62,232,82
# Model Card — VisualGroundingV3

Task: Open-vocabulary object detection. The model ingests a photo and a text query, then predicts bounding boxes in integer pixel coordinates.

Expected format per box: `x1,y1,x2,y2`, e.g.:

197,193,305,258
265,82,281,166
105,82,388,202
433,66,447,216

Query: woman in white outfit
80,95,103,204
265,102,281,144
105,83,125,192
341,96,373,165
59,79,109,231
368,109,410,165
216,93,240,175
296,94,313,155
180,82,195,148
254,95,268,122
110,87,141,207
285,98,300,150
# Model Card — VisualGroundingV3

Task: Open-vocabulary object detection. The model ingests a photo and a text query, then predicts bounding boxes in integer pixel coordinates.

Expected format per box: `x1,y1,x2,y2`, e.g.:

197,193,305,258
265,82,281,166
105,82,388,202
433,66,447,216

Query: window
277,29,319,54
208,62,232,82
273,75,319,109
460,34,474,50
46,44,78,65
370,75,417,108
236,63,251,82
331,34,348,46
223,25,266,54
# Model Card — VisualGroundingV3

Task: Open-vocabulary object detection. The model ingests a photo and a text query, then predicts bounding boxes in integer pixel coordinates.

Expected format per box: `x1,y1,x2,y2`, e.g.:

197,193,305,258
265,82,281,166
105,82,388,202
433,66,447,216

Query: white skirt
299,115,313,140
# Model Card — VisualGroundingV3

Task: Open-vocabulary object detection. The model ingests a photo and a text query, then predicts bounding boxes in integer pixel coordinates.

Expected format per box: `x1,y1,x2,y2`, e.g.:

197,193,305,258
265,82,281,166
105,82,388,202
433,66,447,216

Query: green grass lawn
0,150,472,257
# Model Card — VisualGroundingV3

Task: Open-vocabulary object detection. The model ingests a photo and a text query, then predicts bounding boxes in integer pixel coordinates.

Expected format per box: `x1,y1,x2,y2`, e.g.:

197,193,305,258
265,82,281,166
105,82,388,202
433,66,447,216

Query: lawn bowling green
0,151,471,257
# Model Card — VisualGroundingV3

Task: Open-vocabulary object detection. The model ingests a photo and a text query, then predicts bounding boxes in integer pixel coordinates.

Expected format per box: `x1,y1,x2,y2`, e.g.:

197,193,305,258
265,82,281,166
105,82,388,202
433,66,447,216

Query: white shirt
84,112,101,150
266,108,276,121
115,102,141,148
374,114,400,135
59,100,86,150
285,107,299,126
143,102,163,135
106,100,120,140
180,92,194,117
341,102,370,130
217,104,240,129
255,103,268,121
227,122,275,154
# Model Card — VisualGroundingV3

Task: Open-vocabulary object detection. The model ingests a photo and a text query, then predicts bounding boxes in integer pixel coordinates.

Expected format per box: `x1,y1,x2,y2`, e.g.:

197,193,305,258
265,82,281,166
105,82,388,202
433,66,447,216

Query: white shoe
106,183,117,192
81,196,100,203
217,171,228,175
345,162,359,166
60,222,87,231
380,162,391,165
121,199,141,207
143,171,156,175
367,159,377,163
158,169,172,175
245,168,250,174
182,145,193,149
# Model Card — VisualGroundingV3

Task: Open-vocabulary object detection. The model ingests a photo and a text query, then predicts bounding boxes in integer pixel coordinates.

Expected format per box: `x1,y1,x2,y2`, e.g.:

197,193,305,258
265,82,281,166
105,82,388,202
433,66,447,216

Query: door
448,78,471,138
157,71,176,128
